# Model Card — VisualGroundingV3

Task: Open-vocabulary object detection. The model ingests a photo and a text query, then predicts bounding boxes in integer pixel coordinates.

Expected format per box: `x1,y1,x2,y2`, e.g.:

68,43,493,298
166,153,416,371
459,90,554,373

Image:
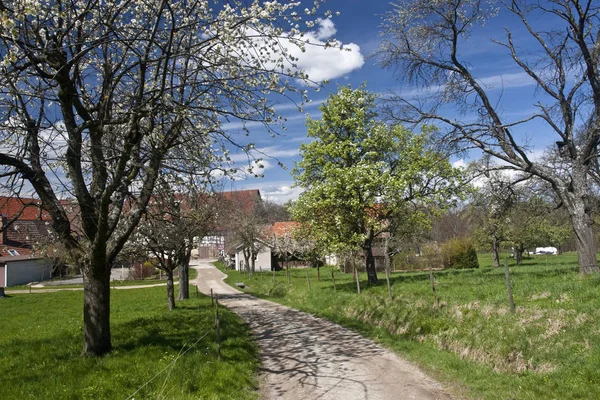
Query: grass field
0,284,258,399
217,253,600,400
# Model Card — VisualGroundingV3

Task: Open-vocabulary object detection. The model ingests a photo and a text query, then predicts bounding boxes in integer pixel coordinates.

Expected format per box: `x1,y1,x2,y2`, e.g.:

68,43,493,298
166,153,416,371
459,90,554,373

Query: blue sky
220,0,562,203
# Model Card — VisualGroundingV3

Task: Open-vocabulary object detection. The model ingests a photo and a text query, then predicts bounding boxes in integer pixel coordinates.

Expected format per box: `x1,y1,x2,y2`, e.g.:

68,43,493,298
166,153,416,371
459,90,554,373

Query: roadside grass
217,253,600,400
0,286,258,399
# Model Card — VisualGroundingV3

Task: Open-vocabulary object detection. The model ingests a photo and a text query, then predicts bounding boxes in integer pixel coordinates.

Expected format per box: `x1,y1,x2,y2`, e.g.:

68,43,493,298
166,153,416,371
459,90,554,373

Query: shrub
440,238,479,269
129,261,156,280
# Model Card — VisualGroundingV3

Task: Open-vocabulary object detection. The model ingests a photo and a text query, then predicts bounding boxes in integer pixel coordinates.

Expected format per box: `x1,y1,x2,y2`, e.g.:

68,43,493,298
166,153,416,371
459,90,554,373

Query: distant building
0,255,53,287
0,196,52,258
198,189,263,259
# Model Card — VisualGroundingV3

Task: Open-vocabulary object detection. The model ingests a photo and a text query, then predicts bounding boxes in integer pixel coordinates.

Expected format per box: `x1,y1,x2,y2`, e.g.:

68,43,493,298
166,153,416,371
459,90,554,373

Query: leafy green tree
292,85,463,284
505,193,572,264
469,174,516,268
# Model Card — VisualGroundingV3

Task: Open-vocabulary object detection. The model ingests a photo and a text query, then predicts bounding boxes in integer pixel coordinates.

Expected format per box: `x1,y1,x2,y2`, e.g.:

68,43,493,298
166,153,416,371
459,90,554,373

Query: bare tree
232,211,268,274
0,0,335,355
378,0,600,273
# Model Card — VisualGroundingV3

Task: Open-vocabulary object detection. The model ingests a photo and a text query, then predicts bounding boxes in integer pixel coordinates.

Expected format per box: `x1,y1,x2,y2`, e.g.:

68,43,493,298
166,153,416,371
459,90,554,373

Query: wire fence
125,287,222,400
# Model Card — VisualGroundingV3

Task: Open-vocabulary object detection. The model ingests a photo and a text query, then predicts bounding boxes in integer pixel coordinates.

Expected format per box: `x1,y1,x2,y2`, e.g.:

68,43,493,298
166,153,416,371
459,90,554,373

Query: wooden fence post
215,294,221,361
354,266,361,294
504,258,516,314
429,267,439,307
306,270,311,290
331,270,336,291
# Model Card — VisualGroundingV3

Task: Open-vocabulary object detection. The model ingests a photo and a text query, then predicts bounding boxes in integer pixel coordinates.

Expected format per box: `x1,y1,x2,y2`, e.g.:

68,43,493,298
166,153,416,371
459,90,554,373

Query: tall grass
220,253,600,399
0,286,258,399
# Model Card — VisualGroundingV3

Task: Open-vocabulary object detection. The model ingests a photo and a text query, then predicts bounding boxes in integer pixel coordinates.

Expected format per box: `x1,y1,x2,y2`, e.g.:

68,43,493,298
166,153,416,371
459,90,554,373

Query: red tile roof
270,221,300,236
0,196,52,220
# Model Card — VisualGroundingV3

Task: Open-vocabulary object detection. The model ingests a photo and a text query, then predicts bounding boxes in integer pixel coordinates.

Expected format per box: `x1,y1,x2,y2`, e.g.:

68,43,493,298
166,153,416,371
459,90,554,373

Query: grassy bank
218,253,600,399
0,286,258,399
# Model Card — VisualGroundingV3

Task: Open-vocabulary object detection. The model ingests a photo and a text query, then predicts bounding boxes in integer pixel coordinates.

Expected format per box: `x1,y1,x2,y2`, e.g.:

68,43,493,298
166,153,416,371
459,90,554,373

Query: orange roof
0,196,52,221
270,221,300,236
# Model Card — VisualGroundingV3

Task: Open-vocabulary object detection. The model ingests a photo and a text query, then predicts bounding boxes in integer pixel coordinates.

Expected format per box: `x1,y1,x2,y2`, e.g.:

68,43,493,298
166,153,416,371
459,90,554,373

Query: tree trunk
167,269,175,311
570,208,598,274
492,239,500,268
515,244,524,265
82,259,112,356
178,249,191,301
561,167,599,274
363,245,378,284
243,252,250,273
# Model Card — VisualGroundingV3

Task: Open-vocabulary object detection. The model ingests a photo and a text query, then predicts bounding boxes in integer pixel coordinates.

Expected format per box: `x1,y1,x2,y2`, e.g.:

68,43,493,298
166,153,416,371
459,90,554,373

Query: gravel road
191,260,453,400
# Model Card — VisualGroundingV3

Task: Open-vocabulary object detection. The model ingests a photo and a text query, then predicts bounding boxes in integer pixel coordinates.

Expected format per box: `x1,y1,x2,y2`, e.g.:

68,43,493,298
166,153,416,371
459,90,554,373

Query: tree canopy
377,0,600,273
292,85,463,284
0,0,337,355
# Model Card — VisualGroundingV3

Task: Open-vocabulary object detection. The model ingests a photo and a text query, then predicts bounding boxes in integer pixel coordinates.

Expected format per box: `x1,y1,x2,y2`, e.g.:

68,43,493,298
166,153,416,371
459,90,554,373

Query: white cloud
263,185,304,204
210,159,274,181
227,146,298,164
394,71,536,99
234,181,304,204
295,40,364,83
221,113,308,132
452,159,468,169
477,72,535,89
314,18,336,40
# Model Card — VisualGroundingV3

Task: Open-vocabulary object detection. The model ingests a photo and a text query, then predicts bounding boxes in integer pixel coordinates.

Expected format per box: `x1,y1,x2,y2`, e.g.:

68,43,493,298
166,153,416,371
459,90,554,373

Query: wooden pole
306,270,311,290
354,266,361,294
385,266,392,301
504,258,516,314
331,269,336,291
215,294,221,361
286,264,291,284
429,267,438,307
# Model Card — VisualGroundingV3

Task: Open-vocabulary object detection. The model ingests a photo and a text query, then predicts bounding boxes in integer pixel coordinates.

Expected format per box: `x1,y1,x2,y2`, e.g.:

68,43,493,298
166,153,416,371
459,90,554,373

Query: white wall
254,249,271,272
235,243,272,272
6,259,52,286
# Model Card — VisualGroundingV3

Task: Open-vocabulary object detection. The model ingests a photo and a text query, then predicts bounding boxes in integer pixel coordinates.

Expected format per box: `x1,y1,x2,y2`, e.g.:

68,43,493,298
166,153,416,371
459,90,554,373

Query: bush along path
191,260,452,400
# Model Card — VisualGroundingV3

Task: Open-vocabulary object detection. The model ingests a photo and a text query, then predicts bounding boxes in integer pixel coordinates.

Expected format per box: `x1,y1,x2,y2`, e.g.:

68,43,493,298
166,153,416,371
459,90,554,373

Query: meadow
219,253,600,399
0,284,258,399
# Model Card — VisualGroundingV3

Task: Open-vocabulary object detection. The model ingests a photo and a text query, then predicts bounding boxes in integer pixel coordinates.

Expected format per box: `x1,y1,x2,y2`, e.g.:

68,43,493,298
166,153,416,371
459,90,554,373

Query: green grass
218,253,600,400
0,286,259,399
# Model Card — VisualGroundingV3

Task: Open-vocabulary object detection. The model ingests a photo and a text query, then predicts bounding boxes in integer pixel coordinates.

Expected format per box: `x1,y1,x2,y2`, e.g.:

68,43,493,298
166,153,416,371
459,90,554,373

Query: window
7,249,19,256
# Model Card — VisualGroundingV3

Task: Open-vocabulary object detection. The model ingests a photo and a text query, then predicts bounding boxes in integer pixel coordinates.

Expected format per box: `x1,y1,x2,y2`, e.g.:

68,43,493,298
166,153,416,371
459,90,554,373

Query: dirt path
191,260,453,400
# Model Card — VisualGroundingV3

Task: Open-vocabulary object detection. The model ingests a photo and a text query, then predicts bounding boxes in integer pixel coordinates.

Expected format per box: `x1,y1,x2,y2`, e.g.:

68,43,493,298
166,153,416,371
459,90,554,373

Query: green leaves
292,85,464,254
